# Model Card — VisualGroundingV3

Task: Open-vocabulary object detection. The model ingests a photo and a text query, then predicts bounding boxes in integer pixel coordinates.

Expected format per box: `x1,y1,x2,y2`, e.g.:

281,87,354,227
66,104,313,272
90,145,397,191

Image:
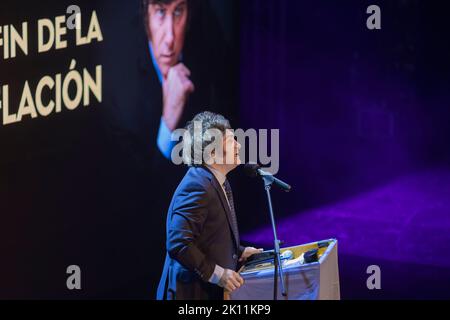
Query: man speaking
156,111,262,300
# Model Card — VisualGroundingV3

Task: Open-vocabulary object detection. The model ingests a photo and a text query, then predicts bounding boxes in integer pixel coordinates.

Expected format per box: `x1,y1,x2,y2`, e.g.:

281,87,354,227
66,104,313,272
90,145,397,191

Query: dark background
1,0,450,299
236,0,450,299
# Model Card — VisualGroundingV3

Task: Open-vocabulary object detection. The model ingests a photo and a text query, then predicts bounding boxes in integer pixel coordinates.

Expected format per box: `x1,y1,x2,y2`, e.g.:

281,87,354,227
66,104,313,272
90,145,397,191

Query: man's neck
208,164,229,178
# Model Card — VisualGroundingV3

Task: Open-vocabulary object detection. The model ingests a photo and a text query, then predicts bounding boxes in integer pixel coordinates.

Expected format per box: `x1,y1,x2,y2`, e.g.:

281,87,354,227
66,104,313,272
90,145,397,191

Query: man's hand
162,63,195,131
239,247,264,262
218,269,244,293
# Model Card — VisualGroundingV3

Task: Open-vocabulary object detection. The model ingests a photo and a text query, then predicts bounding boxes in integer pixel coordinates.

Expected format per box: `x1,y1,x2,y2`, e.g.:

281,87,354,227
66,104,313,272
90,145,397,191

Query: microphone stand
262,175,287,300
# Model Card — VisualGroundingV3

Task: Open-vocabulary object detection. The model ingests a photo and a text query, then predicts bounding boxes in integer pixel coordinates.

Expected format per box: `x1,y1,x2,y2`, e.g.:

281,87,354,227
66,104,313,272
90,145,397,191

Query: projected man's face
147,0,188,79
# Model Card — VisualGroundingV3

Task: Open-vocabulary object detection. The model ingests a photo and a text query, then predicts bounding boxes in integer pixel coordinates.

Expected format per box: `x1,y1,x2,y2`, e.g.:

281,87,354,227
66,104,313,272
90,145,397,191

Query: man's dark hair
141,0,194,38
183,111,231,166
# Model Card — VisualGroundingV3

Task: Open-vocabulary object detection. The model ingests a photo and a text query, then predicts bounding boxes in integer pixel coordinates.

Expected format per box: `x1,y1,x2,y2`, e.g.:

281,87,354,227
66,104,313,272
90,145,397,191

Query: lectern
229,239,340,300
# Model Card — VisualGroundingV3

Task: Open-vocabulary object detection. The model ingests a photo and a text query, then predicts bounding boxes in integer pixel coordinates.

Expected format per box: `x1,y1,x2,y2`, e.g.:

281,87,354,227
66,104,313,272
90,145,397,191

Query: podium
229,239,340,300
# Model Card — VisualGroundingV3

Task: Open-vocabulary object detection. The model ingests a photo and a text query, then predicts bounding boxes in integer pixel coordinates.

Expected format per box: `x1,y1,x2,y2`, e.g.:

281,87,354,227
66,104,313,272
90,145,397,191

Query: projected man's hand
162,63,195,131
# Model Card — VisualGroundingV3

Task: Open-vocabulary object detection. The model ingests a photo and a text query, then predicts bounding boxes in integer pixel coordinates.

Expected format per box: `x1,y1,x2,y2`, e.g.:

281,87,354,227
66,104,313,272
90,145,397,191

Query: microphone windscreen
243,163,260,178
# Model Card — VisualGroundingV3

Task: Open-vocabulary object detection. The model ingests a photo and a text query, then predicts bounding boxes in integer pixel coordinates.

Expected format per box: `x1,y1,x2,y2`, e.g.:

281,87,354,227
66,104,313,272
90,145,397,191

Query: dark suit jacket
157,166,245,300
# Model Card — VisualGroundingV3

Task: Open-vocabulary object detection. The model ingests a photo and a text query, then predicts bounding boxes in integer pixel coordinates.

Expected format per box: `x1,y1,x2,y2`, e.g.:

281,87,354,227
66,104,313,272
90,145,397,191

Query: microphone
244,163,292,192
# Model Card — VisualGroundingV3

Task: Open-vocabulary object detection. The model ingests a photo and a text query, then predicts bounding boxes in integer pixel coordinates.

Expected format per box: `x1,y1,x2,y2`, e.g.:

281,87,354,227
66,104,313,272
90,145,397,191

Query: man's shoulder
177,166,215,193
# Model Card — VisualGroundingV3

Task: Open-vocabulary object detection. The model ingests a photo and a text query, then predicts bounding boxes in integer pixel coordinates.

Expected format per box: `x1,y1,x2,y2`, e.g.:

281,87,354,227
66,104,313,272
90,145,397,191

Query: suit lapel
201,167,240,248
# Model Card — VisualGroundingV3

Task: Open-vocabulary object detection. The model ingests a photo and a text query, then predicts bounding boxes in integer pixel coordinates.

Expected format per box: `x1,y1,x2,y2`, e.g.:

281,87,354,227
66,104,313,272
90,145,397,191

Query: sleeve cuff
208,264,225,285
157,117,177,160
